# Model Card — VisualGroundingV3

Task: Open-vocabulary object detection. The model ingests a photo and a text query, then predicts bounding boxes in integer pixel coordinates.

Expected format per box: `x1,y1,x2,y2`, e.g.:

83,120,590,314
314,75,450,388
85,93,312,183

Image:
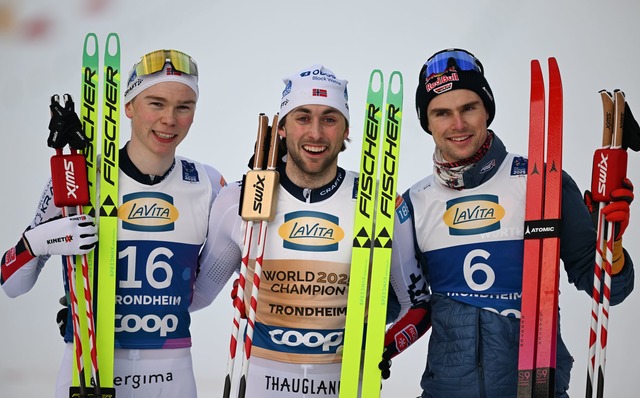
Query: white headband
124,63,199,104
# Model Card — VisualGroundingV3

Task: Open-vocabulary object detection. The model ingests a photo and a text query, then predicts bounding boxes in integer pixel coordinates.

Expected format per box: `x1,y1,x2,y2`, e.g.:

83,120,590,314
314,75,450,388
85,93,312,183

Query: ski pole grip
591,148,628,202
252,114,269,170
240,114,280,221
50,150,90,207
599,90,614,147
266,114,280,170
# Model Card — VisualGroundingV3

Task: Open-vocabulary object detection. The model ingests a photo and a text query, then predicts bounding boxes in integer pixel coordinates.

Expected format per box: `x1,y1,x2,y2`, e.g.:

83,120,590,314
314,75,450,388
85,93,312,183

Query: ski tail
339,69,385,398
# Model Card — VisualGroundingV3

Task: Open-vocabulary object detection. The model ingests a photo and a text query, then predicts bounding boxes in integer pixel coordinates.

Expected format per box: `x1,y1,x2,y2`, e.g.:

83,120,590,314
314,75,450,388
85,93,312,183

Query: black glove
622,101,640,152
247,125,286,169
56,296,68,338
379,348,392,380
48,94,87,150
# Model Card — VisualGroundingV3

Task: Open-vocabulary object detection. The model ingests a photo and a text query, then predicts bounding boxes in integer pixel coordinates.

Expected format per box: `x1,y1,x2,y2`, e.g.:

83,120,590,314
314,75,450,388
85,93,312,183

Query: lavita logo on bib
443,194,504,236
278,211,344,252
119,192,179,232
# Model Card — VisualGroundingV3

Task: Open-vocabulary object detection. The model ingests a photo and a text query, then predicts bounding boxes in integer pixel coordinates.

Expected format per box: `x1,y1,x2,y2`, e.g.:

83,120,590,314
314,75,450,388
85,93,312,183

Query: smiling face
124,81,197,174
279,104,349,188
426,89,490,162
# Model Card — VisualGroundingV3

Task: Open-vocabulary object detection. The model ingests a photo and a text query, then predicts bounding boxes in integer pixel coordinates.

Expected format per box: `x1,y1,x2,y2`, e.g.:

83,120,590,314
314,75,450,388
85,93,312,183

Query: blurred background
1,0,639,396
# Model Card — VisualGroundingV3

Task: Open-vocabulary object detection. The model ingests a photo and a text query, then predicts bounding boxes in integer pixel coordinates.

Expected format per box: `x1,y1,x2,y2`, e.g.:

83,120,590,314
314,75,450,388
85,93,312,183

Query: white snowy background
1,0,639,396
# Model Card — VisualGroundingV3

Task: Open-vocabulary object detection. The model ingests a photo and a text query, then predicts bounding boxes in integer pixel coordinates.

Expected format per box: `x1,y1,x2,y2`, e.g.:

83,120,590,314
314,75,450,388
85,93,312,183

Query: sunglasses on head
133,49,198,78
423,48,483,80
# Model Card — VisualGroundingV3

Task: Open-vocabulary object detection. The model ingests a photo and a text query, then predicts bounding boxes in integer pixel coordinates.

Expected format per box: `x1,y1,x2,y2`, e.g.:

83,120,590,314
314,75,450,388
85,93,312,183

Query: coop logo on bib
268,326,343,354
278,211,344,252
443,194,504,236
119,192,179,232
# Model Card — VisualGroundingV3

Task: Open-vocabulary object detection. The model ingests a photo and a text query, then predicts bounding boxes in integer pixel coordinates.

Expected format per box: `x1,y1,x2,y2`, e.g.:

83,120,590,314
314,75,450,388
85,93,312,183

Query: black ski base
534,367,555,398
69,386,116,398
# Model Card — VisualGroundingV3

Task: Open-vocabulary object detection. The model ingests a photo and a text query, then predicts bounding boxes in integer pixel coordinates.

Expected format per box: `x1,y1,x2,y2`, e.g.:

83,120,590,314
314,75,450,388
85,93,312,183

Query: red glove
231,278,247,319
601,178,634,240
584,178,634,240
379,302,431,380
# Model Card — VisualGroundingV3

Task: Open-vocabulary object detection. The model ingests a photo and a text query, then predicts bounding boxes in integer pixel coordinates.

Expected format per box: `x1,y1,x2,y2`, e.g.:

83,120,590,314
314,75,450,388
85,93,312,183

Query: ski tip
370,69,384,80
83,33,99,55
105,33,121,56
389,70,403,88
368,69,384,94
389,70,403,79
548,57,562,85
530,59,544,83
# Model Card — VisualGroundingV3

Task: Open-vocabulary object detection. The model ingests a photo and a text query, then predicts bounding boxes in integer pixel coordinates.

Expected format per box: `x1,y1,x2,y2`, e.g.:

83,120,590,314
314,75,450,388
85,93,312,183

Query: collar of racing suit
119,142,176,186
461,131,509,189
277,163,347,203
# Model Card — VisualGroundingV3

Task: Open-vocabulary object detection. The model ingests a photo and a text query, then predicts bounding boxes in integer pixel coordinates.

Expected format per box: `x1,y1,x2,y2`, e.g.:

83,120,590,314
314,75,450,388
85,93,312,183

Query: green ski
340,70,384,398
361,70,403,396
340,70,403,397
96,32,120,390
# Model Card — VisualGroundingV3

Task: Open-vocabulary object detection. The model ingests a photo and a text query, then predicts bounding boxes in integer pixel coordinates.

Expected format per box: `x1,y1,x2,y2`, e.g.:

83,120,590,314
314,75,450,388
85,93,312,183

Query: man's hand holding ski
585,177,634,274
378,302,431,380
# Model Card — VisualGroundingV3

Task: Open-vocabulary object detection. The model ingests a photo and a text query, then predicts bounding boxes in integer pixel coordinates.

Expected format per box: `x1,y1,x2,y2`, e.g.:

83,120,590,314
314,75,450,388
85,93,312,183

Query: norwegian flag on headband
166,67,182,76
312,88,328,97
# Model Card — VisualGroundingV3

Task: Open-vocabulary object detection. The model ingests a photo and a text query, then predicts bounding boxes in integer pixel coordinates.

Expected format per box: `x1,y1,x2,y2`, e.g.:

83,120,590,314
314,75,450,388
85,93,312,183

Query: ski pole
49,94,101,396
585,89,627,398
585,90,614,398
62,233,88,397
71,171,101,397
238,113,280,398
223,114,267,398
596,90,626,398
224,114,279,398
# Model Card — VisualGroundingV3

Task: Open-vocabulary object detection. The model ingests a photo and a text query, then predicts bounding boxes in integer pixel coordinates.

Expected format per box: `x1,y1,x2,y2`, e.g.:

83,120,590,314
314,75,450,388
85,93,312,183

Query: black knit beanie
415,49,495,134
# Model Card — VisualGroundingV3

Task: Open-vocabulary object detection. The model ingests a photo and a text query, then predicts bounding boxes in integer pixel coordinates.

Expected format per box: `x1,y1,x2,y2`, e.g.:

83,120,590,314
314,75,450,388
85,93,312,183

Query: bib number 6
463,249,495,291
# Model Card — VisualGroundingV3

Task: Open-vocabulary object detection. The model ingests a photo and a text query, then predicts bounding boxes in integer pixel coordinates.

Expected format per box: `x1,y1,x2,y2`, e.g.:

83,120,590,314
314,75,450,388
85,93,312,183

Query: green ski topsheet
340,70,403,398
96,32,120,387
73,32,100,389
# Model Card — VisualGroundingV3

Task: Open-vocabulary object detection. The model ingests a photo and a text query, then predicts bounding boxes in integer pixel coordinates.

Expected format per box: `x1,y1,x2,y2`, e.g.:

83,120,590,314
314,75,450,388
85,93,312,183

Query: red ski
517,57,563,398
